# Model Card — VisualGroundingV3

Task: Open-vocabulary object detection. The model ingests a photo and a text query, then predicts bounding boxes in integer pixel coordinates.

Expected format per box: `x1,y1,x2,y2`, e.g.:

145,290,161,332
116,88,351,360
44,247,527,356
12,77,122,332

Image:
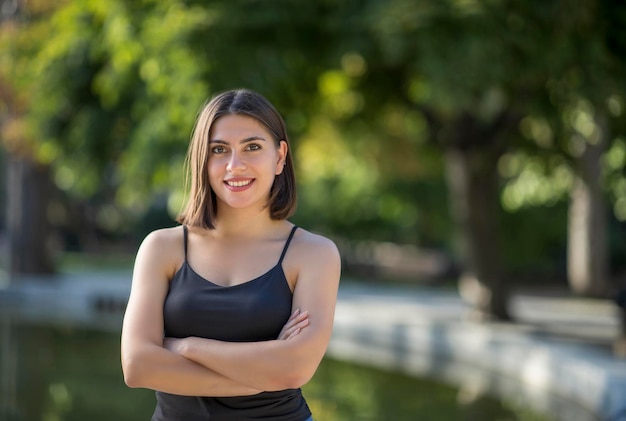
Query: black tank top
152,225,311,421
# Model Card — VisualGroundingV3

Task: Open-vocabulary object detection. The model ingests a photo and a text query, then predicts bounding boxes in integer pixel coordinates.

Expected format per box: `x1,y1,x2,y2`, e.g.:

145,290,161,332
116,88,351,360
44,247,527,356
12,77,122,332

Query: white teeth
226,180,251,187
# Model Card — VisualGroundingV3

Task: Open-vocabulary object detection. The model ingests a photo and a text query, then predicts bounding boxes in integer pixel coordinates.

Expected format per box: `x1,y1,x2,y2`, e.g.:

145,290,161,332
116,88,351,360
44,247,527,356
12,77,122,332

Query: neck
211,206,286,238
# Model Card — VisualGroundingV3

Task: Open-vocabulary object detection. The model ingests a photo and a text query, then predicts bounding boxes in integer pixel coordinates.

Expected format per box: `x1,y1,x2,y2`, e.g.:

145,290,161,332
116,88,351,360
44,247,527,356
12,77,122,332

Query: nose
226,151,246,173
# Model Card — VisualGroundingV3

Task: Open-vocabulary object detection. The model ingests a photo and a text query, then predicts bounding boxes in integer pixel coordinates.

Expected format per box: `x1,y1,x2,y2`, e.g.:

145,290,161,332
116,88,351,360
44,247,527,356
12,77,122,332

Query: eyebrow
209,136,267,144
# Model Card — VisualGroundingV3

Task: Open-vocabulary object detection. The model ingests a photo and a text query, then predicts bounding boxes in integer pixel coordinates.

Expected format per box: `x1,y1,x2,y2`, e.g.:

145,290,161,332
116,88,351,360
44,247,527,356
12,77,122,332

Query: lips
225,179,252,187
224,178,254,190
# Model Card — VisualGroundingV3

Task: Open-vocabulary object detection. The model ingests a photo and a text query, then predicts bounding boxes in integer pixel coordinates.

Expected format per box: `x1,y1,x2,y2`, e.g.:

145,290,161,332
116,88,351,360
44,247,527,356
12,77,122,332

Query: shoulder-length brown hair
176,89,297,230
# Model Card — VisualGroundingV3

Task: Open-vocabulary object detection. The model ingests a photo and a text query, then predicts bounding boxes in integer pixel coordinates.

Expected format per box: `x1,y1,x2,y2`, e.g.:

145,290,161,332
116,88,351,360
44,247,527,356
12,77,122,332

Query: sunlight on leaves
603,138,626,172
408,76,431,104
318,70,364,118
319,71,350,96
604,138,626,221
499,153,573,211
607,95,623,117
54,165,76,191
341,52,367,77
296,117,379,223
519,116,554,149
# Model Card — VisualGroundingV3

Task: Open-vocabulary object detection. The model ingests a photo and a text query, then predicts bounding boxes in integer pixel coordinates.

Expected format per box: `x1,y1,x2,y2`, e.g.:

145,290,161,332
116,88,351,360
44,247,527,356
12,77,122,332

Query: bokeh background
1,0,626,420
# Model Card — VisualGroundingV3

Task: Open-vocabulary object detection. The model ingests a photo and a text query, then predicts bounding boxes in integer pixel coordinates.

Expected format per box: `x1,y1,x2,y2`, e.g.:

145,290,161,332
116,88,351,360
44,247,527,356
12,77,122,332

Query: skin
121,114,341,396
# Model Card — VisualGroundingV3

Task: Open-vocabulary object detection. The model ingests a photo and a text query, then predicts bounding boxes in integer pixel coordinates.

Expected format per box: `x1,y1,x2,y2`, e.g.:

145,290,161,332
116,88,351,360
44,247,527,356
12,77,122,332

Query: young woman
121,89,341,421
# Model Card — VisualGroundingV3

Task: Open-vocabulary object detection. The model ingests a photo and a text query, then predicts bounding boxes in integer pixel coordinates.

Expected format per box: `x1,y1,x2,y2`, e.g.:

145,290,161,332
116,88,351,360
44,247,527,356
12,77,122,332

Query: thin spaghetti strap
278,225,298,265
182,225,188,260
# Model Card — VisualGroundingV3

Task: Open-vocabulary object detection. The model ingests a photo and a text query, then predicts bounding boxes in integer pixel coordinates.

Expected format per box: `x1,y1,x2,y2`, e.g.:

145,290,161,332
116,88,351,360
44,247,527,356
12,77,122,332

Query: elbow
284,372,314,390
122,358,142,388
121,350,150,388
273,365,317,390
122,366,142,389
277,344,326,389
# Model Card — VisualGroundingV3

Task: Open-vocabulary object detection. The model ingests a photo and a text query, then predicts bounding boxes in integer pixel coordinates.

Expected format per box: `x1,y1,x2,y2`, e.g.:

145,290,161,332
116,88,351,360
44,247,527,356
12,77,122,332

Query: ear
275,140,288,175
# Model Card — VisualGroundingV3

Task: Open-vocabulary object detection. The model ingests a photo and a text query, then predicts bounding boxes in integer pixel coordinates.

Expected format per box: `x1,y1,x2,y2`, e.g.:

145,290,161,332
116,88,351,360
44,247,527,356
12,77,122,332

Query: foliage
2,0,209,221
332,0,626,272
1,0,626,273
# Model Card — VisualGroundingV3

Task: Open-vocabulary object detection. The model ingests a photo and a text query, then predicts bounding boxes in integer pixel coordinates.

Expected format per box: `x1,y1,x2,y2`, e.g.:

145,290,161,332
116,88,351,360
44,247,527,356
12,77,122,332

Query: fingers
289,309,308,325
288,309,310,332
277,309,310,340
286,328,301,339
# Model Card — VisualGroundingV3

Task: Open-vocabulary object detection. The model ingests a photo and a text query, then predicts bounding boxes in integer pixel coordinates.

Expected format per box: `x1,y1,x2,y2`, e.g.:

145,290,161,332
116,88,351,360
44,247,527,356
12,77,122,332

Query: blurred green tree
319,0,626,315
1,0,625,322
1,0,214,273
0,0,333,272
1,0,57,275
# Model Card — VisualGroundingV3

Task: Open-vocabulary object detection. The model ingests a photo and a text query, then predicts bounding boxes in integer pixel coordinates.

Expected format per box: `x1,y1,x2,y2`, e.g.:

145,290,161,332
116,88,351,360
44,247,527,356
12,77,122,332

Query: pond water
0,321,554,421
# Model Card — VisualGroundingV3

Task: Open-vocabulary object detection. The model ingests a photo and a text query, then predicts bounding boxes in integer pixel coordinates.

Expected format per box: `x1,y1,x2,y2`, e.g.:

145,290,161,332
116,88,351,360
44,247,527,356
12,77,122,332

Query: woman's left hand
163,308,309,355
277,308,309,340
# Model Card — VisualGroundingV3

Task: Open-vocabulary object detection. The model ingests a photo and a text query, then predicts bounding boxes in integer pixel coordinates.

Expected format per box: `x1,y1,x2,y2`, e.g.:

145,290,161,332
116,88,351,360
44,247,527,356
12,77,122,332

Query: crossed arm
121,228,341,396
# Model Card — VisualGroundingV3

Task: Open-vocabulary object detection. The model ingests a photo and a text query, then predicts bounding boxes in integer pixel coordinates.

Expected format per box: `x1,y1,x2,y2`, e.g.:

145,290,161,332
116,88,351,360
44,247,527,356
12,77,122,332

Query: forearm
123,343,262,396
177,336,320,391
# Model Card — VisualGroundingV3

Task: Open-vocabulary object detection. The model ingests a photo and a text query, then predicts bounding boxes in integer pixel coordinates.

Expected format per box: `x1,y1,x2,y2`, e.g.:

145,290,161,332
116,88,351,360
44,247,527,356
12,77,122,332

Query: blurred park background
1,0,626,420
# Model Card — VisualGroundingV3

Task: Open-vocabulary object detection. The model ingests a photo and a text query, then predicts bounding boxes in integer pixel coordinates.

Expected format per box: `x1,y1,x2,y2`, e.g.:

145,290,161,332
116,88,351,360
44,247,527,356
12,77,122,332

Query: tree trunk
567,116,609,297
445,147,510,320
1,0,54,278
6,154,55,277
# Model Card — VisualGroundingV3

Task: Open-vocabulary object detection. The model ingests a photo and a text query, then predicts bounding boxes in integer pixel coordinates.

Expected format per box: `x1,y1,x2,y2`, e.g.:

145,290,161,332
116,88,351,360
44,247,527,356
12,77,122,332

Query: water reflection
2,322,155,420
0,322,554,421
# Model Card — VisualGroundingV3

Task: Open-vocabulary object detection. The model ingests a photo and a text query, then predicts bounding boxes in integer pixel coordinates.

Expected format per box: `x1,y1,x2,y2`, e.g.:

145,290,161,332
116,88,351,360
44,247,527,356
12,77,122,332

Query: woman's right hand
277,309,309,340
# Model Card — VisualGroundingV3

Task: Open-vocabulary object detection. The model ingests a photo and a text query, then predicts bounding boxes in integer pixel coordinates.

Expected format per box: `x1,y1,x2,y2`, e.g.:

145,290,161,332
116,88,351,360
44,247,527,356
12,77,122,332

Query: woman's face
208,114,287,215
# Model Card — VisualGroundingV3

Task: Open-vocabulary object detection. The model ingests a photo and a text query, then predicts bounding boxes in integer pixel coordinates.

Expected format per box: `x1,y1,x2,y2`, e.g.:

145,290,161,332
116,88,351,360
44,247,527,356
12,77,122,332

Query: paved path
1,272,625,420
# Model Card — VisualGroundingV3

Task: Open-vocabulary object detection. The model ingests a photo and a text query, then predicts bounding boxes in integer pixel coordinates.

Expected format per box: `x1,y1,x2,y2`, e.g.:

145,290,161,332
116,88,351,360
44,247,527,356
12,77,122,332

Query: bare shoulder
291,227,341,267
286,227,341,295
140,225,184,251
136,225,185,277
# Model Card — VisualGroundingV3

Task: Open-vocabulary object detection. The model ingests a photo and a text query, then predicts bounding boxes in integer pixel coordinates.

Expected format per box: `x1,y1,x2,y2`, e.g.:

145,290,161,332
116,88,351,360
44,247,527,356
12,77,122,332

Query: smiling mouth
225,179,253,187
